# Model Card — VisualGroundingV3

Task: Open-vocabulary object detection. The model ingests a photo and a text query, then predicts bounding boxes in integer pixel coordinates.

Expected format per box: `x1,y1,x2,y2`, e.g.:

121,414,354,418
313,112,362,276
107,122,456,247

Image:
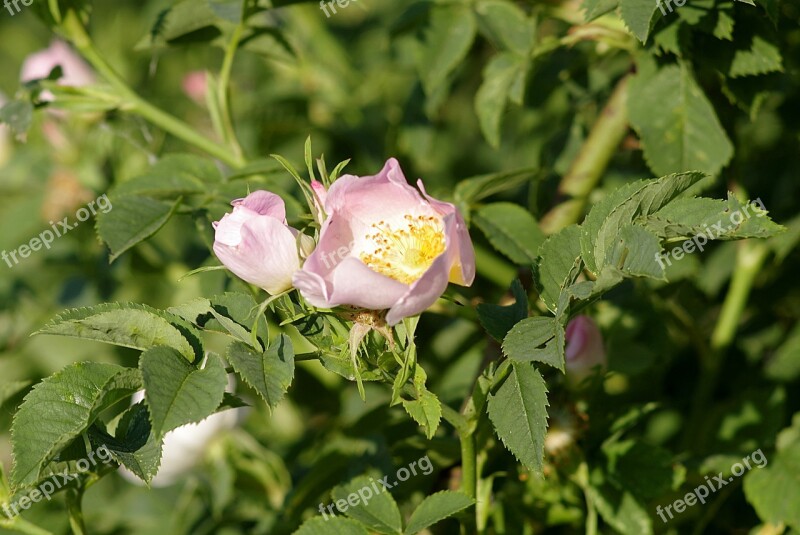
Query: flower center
360,214,446,285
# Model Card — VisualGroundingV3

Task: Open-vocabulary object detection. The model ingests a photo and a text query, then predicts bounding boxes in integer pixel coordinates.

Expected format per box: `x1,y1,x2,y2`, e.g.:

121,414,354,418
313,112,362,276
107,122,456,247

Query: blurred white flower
120,375,245,488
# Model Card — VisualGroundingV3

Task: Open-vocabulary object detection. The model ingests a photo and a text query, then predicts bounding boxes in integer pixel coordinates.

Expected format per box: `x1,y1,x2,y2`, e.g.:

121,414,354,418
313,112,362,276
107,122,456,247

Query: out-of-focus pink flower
0,92,9,166
293,158,475,325
20,40,95,101
565,315,607,387
213,191,313,295
182,70,208,104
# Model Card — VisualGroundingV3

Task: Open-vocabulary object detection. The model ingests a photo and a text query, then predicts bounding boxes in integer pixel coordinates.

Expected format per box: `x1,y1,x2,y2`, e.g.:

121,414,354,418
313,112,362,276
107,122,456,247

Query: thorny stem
3,518,54,535
60,10,245,169
218,21,246,160
683,239,768,449
540,75,630,234
65,487,87,535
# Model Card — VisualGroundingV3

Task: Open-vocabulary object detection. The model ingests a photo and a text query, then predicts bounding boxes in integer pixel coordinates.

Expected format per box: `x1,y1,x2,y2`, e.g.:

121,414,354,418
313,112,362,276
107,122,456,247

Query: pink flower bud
213,191,312,295
565,315,606,387
310,179,328,224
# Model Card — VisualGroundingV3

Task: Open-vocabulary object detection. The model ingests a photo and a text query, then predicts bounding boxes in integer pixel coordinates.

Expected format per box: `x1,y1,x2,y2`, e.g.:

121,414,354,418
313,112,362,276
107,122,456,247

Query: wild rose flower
20,40,95,101
565,315,607,387
293,158,475,325
213,191,313,295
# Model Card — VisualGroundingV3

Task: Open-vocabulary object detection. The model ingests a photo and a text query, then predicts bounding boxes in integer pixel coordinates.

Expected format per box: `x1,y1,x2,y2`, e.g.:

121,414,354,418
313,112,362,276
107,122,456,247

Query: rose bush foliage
0,1,798,534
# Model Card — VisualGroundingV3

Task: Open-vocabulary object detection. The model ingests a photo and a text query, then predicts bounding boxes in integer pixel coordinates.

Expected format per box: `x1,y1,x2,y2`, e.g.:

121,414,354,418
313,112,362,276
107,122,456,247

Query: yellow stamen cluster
360,214,446,285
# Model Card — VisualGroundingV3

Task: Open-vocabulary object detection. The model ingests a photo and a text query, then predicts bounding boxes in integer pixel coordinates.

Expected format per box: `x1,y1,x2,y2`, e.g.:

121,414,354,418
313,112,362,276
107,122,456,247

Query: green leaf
587,477,653,535
535,224,583,312
454,168,536,217
11,363,141,487
628,63,734,177
643,194,785,240
208,0,242,22
476,0,533,55
756,0,780,26
111,403,163,483
477,279,529,341
744,443,800,531
294,516,368,535
473,203,545,265
402,389,442,440
765,323,800,382
475,53,526,148
417,4,477,96
226,335,294,410
563,267,625,304
36,302,203,363
713,7,735,41
170,292,270,347
210,293,271,346
580,171,705,275
89,403,162,484
0,100,33,138
502,317,565,372
607,224,665,279
582,0,618,21
137,0,223,49
487,362,549,473
331,475,402,535
675,0,714,24
619,0,658,42
141,348,227,439
603,440,674,500
114,154,220,198
404,490,474,534
209,309,259,349
729,34,783,78
218,392,249,410
240,28,295,63
96,194,182,262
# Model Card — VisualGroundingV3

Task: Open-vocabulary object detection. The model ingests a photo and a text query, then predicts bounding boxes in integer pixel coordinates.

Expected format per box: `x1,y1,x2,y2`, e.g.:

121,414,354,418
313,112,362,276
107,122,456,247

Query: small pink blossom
182,70,208,104
565,315,607,387
0,92,9,165
213,191,312,295
293,158,475,325
20,40,95,101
